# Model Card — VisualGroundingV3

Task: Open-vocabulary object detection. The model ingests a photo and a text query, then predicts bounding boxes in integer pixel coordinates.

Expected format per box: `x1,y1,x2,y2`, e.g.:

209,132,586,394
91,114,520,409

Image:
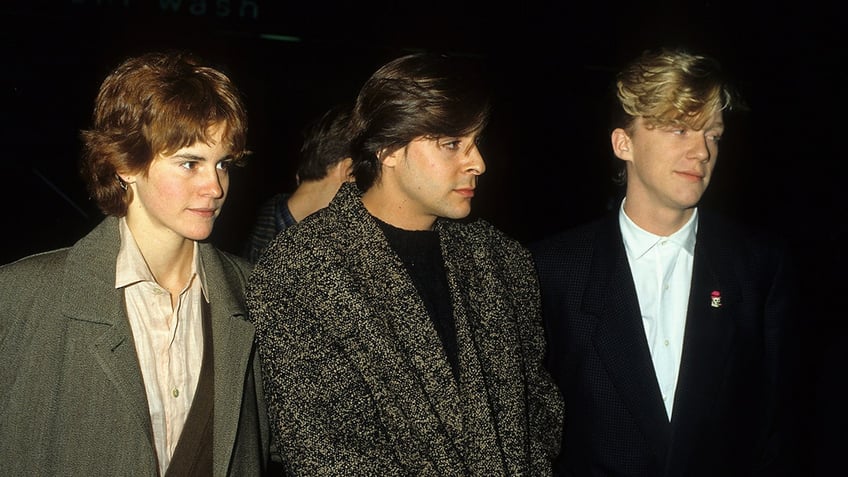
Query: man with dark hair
247,52,564,475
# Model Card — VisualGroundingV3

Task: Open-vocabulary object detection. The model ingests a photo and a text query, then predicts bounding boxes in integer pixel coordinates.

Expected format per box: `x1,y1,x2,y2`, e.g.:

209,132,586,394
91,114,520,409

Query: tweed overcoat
530,209,801,477
247,182,564,476
0,216,271,476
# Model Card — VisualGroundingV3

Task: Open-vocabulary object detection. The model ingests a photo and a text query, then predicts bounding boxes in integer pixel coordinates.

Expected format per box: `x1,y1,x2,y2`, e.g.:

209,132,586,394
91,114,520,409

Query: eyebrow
170,152,234,162
172,153,205,160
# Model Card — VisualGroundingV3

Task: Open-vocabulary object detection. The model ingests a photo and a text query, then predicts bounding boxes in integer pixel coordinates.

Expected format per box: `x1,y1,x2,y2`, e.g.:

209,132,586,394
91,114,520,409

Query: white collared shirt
115,217,208,475
619,200,697,420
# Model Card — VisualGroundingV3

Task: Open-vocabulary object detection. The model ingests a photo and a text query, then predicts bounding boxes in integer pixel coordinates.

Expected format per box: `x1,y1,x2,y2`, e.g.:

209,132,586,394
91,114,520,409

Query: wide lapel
666,212,738,472
363,225,462,427
438,222,515,471
586,216,671,459
320,185,464,466
61,217,154,446
201,245,256,472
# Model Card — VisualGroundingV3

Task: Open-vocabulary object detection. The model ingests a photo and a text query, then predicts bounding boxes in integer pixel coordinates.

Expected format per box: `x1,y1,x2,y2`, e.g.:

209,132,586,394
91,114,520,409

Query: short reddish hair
79,50,249,216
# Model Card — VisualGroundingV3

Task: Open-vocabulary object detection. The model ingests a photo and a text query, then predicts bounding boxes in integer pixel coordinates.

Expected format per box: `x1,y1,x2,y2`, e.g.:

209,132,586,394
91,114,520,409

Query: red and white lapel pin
710,290,722,308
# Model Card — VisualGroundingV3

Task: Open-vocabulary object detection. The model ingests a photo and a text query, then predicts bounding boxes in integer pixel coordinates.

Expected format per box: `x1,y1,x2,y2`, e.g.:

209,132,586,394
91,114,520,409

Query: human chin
676,188,706,209
181,220,217,241
443,203,472,220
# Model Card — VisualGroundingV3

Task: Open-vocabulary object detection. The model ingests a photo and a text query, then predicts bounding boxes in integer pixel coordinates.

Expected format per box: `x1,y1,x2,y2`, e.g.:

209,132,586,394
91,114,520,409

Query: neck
126,221,195,290
622,197,695,236
287,177,342,222
361,184,436,231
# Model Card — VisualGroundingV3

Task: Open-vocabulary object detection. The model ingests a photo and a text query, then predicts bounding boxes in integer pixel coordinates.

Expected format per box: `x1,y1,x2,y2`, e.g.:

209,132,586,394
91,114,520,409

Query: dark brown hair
349,52,491,191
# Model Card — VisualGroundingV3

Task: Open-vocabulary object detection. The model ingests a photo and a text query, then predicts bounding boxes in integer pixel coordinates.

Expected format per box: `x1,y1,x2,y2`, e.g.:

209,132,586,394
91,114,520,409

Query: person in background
241,103,354,263
531,46,801,476
246,52,564,475
0,50,271,476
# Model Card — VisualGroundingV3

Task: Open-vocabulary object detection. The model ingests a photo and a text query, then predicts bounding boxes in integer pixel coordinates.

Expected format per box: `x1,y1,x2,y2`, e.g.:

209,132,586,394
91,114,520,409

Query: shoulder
0,248,69,318
1,217,120,295
217,247,253,275
201,244,253,289
438,219,538,280
1,248,70,283
697,209,793,264
248,204,352,289
529,215,611,260
442,218,526,252
699,209,783,241
262,204,349,260
439,217,514,241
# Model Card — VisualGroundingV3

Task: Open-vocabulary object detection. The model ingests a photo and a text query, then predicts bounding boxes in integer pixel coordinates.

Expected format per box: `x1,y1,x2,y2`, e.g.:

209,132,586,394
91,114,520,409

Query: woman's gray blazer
0,216,271,476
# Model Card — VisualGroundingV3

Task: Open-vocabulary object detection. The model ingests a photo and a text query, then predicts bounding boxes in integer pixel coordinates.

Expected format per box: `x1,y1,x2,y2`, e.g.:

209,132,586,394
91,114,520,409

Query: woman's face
122,122,235,245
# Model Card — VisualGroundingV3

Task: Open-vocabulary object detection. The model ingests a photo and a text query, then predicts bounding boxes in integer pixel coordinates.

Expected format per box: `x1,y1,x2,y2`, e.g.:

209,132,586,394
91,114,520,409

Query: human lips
454,187,476,198
188,207,219,218
675,169,705,182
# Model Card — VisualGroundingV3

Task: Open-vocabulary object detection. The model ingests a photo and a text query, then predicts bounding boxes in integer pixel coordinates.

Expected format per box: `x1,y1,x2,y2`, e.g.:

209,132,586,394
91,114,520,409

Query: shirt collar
115,217,208,301
619,198,698,260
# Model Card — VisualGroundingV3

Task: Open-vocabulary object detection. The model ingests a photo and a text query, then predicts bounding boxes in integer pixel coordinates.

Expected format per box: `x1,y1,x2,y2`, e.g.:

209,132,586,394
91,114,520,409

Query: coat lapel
360,225,463,433
202,245,256,472
321,187,464,465
666,213,738,472
440,224,511,470
585,216,671,459
59,218,262,473
60,217,154,447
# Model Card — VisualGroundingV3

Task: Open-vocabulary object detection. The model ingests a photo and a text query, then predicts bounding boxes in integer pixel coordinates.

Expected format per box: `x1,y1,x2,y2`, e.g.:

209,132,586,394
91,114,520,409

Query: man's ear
611,128,633,162
335,157,354,182
381,147,400,168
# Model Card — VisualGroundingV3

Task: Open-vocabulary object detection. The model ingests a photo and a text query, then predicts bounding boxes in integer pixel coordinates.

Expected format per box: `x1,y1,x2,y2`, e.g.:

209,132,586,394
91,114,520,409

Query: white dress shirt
619,200,697,419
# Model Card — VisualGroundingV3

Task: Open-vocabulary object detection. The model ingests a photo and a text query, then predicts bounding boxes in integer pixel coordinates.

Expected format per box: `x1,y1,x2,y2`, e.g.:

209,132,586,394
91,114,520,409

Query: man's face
378,132,485,230
616,112,725,215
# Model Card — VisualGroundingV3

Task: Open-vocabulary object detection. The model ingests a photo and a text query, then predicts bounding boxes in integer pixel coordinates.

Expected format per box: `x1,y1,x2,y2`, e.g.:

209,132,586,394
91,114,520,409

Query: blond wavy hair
614,47,739,132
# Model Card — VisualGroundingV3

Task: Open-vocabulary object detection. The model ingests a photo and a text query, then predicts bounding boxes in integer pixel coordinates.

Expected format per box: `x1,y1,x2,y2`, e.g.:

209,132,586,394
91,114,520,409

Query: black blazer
530,209,801,477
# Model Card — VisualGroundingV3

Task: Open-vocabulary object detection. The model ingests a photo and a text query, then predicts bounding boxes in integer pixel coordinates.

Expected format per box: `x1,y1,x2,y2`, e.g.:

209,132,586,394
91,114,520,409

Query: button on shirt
115,217,207,476
620,202,697,420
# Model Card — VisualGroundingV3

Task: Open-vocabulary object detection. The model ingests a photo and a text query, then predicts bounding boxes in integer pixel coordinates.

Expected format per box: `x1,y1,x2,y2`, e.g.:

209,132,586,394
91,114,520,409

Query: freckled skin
124,123,234,245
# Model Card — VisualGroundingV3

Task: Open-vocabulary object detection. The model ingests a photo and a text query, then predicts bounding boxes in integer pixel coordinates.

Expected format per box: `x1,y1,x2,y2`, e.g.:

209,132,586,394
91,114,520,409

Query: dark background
2,1,844,474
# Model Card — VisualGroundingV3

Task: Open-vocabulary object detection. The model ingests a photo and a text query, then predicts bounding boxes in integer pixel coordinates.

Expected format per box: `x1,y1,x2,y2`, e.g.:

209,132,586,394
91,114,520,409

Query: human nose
466,145,486,176
689,136,713,163
202,168,227,199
